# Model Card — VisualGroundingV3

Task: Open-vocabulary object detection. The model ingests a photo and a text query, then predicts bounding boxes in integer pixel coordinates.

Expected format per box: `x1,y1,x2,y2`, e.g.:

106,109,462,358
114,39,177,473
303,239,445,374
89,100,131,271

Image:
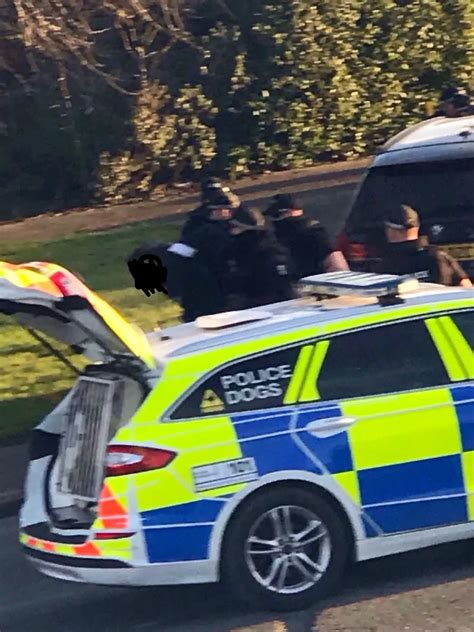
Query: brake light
346,242,369,261
335,231,350,254
105,445,176,477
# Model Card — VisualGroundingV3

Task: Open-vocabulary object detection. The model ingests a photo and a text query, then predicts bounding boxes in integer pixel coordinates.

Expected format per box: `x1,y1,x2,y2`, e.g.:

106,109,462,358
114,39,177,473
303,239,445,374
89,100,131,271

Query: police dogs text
220,365,292,405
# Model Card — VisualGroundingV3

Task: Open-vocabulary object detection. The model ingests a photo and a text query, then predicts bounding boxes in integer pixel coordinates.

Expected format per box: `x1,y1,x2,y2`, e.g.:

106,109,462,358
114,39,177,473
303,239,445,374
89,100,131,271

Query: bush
1,0,472,217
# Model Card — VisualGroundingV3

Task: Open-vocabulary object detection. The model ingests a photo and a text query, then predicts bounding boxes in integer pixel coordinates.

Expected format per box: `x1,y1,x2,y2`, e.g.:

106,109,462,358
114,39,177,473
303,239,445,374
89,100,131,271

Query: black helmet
205,189,235,209
204,186,240,212
201,191,238,224
264,193,302,220
201,177,240,206
440,86,469,102
201,177,223,200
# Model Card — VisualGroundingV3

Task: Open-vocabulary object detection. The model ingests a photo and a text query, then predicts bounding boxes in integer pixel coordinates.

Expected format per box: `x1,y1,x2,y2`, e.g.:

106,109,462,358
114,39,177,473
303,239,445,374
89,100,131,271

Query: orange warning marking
98,484,128,530
74,542,101,557
42,541,56,553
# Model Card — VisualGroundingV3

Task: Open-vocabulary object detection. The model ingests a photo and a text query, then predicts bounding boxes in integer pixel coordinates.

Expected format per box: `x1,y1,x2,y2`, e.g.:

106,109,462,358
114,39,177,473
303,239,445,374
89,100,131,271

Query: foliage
96,82,217,202
0,0,472,217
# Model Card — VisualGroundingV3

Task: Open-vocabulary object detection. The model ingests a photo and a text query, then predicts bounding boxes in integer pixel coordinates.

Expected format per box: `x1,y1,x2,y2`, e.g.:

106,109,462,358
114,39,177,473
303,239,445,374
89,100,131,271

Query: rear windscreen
346,157,474,237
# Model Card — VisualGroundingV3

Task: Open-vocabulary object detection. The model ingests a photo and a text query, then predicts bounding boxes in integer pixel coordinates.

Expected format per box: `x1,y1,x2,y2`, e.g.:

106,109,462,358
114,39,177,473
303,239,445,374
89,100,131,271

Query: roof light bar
298,271,419,299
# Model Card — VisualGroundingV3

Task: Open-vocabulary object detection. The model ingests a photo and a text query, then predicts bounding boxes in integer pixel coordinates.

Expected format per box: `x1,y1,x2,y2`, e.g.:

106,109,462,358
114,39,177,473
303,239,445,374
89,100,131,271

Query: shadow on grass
0,221,180,294
0,391,67,445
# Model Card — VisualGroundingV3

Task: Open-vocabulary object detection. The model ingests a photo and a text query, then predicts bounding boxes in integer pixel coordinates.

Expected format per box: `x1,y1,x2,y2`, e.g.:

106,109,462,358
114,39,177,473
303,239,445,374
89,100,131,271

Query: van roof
148,285,472,361
373,116,474,167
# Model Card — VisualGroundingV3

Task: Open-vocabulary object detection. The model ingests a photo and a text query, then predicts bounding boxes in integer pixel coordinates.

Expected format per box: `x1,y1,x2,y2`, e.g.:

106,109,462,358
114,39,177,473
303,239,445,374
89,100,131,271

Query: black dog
128,250,169,297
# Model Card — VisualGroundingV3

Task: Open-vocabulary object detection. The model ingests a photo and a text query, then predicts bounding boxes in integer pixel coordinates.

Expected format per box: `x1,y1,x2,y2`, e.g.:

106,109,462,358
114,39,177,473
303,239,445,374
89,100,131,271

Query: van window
346,158,474,240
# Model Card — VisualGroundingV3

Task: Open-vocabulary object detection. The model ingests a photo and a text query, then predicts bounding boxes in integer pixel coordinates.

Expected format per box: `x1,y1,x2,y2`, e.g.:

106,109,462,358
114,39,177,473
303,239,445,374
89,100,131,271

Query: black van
337,116,474,278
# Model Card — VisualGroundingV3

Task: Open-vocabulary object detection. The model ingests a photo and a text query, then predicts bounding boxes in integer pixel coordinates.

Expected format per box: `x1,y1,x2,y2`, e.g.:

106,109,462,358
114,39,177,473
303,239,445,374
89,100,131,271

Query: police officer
429,86,474,118
375,204,472,288
263,194,349,281
227,206,297,310
181,177,240,241
167,188,237,321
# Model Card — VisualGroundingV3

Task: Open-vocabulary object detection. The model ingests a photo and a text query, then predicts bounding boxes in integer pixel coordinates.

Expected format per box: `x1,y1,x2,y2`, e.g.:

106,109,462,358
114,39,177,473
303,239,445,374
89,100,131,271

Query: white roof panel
148,283,472,363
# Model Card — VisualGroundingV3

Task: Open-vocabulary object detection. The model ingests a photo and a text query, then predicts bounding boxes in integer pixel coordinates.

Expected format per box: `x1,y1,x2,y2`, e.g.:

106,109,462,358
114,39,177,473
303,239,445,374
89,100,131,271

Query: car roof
372,116,474,167
148,285,472,361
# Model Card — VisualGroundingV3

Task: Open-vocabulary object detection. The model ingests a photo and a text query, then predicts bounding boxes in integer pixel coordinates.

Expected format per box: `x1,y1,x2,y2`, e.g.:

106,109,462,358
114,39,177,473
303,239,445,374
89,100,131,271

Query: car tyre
221,485,350,612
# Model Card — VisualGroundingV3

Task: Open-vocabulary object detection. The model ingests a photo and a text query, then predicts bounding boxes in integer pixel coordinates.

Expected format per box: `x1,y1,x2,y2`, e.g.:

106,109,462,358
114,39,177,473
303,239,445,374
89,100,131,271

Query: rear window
346,157,474,239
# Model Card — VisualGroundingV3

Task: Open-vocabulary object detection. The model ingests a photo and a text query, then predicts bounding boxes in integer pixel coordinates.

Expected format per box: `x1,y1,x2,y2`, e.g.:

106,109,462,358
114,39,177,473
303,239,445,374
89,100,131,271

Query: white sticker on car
192,458,258,492
219,364,292,406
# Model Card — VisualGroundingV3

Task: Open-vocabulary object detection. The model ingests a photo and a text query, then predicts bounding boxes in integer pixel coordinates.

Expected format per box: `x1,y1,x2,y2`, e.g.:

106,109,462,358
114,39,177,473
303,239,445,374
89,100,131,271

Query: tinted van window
346,158,474,242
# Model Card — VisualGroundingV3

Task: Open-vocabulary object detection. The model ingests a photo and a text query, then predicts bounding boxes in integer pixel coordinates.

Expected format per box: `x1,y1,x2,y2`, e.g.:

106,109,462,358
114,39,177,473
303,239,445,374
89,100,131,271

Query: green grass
0,220,183,441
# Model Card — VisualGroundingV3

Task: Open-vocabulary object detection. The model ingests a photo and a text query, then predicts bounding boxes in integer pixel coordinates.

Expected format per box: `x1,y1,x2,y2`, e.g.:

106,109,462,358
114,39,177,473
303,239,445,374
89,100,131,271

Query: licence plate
441,243,474,260
192,458,258,492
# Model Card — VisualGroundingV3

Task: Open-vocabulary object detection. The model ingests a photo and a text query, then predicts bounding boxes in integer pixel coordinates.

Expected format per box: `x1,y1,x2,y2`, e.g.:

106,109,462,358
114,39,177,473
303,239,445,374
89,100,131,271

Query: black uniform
264,194,335,281
228,230,296,310
171,186,240,321
272,217,334,281
180,204,209,242
171,219,233,322
375,240,469,286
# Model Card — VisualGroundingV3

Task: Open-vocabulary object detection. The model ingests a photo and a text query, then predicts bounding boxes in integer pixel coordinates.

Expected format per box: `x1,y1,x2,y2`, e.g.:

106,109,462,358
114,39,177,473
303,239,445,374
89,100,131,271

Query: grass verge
0,219,182,441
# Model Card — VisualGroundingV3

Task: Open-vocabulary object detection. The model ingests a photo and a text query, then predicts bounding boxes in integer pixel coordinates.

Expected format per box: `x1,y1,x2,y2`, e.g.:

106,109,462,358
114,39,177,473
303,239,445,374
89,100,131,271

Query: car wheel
221,485,350,612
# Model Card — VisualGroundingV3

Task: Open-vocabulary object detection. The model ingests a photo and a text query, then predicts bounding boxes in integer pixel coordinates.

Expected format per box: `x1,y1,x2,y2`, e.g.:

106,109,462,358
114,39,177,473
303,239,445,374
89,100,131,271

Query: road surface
0,158,368,243
1,517,473,632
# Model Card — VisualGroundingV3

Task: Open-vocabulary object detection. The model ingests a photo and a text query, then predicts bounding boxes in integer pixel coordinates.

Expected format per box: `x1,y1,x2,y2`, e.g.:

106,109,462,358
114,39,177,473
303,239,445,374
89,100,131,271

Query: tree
96,81,217,202
0,0,473,218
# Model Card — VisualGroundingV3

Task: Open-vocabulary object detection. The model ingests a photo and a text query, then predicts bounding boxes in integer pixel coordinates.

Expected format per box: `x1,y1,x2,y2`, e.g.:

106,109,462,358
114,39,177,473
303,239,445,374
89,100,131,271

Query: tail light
105,445,176,477
346,241,369,261
336,231,369,261
335,231,350,254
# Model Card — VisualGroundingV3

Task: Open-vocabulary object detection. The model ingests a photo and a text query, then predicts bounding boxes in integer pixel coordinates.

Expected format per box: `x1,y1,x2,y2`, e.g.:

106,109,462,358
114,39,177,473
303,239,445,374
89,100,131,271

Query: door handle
305,417,356,438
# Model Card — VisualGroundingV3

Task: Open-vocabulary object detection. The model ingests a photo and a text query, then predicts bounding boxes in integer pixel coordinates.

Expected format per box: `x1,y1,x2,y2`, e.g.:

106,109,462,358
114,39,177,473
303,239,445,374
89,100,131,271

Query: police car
1,262,473,612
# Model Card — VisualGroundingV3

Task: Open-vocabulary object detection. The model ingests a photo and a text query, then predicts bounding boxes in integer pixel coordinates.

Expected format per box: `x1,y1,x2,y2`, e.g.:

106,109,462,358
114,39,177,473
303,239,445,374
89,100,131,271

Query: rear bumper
24,547,218,586
21,453,221,588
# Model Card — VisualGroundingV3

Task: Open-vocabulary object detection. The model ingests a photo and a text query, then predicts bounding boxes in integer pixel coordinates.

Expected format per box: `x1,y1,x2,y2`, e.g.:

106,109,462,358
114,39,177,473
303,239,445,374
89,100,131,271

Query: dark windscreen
347,157,474,238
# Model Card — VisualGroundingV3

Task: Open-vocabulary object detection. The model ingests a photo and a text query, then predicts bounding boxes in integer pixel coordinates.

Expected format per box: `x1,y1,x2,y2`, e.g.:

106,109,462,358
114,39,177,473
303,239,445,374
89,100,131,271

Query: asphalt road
1,517,473,632
0,157,368,243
